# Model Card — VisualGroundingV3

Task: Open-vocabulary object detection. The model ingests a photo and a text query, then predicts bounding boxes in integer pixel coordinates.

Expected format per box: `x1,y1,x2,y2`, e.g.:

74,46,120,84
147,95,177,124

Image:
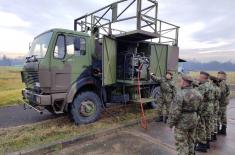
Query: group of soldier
150,70,230,155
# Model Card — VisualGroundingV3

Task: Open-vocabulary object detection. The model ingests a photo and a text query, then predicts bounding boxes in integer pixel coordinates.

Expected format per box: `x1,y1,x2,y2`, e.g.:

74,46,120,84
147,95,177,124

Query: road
0,105,58,128
49,99,235,155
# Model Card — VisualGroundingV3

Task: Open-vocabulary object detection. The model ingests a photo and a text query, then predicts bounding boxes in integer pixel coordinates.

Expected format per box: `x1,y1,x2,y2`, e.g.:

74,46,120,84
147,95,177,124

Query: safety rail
74,0,179,46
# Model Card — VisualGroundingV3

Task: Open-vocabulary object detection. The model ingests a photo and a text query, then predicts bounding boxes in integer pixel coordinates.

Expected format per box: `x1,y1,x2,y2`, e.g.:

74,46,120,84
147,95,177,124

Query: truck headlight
35,82,40,87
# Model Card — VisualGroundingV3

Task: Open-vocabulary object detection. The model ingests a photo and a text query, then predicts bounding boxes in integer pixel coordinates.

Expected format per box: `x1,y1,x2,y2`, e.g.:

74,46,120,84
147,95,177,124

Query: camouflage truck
21,0,179,124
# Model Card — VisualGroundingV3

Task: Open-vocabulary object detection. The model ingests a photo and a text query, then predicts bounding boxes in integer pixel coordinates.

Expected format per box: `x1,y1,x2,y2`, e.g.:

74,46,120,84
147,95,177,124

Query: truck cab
22,29,98,113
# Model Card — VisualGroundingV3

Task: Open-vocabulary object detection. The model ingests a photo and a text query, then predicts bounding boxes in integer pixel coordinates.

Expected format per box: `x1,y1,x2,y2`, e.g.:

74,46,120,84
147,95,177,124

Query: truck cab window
66,36,86,56
54,35,65,59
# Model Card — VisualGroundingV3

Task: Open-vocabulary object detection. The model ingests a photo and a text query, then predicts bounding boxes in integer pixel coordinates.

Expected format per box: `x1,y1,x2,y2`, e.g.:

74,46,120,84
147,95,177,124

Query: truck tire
149,87,161,109
70,91,102,125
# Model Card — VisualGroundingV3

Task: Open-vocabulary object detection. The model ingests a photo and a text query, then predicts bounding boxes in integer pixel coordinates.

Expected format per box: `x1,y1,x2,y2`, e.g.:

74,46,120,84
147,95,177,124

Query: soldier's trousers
196,117,207,144
156,97,164,117
213,101,220,133
204,115,213,140
219,106,227,126
175,128,196,155
156,97,171,118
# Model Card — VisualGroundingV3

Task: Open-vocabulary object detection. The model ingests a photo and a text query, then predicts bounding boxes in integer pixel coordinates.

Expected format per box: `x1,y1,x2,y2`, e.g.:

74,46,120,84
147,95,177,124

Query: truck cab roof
35,28,90,39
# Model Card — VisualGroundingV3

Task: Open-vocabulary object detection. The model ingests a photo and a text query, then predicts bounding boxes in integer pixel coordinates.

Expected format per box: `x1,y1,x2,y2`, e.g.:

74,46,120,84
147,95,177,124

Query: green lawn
0,67,24,107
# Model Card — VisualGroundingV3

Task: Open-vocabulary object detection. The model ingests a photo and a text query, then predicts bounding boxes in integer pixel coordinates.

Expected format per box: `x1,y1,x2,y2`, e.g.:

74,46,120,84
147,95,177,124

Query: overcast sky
0,0,234,62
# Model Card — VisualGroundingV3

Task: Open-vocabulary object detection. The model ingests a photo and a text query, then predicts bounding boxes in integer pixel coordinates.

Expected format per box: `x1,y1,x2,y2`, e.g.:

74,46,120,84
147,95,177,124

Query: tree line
0,55,24,66
0,55,235,71
183,61,235,71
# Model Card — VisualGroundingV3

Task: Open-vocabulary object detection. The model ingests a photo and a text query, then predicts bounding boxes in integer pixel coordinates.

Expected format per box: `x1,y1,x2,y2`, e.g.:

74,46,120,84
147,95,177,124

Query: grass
0,67,24,107
0,108,155,154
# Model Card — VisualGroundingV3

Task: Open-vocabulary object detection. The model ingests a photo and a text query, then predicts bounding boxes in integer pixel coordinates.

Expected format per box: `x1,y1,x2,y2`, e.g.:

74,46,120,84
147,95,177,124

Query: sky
0,0,234,62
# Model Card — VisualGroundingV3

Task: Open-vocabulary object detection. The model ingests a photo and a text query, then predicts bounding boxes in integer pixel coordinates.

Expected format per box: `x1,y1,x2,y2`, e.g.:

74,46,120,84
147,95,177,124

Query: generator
117,50,150,81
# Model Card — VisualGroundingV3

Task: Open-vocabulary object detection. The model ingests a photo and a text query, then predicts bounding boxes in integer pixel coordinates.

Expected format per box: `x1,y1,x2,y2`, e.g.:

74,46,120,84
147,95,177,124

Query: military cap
200,71,210,77
218,71,226,75
181,74,193,83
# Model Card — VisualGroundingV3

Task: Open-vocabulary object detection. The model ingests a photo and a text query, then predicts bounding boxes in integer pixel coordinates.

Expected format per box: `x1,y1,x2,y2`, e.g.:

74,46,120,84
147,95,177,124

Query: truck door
102,36,117,86
51,33,90,92
167,46,179,71
150,44,168,77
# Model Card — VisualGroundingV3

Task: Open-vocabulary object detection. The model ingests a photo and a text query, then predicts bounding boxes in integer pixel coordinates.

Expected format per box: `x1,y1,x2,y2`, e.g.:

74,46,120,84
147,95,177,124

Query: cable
138,63,148,129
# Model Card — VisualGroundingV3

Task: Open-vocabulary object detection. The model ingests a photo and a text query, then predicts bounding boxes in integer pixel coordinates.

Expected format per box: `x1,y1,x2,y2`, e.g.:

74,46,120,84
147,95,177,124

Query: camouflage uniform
218,80,230,127
196,80,214,144
211,80,221,135
168,85,203,155
151,76,176,120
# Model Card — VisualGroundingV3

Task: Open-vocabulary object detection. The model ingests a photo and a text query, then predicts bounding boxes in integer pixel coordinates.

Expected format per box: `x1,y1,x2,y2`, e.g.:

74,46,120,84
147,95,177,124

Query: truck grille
22,71,39,89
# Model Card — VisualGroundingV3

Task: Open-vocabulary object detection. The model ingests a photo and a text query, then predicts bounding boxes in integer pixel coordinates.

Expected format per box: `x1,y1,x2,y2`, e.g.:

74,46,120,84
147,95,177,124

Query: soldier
195,71,214,152
210,76,221,141
150,71,176,123
168,75,203,155
217,71,230,135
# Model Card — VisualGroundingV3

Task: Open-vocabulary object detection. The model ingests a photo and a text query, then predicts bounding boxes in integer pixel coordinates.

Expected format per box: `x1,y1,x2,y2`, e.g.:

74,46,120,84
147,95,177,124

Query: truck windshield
29,32,53,59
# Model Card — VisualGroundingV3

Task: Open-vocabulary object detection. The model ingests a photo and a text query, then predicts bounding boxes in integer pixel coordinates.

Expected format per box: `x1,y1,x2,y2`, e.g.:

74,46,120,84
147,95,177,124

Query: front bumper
22,89,51,106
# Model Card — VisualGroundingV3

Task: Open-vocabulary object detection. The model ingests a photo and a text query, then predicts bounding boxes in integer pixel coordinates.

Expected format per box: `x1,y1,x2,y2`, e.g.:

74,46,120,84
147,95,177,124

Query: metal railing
74,0,179,46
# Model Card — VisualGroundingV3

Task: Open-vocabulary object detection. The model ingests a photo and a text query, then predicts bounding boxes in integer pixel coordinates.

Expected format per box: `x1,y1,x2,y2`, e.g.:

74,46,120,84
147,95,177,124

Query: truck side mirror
29,42,32,50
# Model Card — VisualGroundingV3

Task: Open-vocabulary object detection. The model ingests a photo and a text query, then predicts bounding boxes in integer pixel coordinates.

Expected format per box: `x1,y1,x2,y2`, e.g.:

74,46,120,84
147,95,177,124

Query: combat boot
206,140,210,149
220,125,227,135
195,143,207,153
217,126,221,134
155,116,163,122
163,116,168,124
214,134,217,141
211,134,217,141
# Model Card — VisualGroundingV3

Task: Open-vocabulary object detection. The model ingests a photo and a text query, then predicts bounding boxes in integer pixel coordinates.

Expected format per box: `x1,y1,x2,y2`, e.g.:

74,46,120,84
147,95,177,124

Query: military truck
21,0,179,124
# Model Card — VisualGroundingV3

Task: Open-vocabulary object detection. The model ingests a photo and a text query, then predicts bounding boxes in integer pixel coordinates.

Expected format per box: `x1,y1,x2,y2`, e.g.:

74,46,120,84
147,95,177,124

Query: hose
138,63,148,129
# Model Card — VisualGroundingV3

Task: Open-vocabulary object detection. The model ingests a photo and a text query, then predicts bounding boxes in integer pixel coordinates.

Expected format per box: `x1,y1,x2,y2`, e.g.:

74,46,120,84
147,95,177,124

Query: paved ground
49,99,235,155
0,105,58,128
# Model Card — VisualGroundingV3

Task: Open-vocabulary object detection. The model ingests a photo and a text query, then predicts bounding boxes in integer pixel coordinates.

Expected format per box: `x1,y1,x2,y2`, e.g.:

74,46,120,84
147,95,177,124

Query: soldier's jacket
211,82,221,114
219,80,230,107
168,86,203,130
196,80,214,116
151,76,176,103
213,84,221,101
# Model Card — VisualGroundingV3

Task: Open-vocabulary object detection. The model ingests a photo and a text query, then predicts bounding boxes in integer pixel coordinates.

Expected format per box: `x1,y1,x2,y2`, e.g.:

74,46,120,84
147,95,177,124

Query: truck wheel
70,91,102,125
149,87,161,109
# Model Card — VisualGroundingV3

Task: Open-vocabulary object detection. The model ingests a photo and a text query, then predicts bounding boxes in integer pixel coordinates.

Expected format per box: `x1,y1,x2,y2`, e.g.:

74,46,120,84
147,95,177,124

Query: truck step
130,98,156,104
